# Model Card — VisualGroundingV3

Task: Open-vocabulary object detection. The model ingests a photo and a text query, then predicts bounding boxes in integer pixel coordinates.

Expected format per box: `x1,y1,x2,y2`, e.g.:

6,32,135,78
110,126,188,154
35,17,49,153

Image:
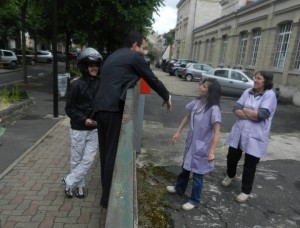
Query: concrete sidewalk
0,117,107,228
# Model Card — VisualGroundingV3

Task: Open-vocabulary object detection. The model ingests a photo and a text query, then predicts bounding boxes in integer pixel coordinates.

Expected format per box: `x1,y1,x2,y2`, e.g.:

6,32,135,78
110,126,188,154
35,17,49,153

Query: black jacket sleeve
133,53,169,101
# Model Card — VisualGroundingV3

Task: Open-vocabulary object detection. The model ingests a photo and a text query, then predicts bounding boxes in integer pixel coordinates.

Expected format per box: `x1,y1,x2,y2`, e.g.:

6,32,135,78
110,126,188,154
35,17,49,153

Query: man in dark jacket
64,48,102,199
94,31,172,208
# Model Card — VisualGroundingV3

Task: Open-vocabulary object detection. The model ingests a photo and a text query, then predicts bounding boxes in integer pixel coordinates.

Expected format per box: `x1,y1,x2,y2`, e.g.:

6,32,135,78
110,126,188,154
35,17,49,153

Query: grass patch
137,166,176,228
0,85,29,109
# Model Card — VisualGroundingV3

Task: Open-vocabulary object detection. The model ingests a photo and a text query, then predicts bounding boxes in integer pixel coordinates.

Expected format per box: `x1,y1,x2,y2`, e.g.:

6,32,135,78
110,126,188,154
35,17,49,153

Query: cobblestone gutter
0,98,34,127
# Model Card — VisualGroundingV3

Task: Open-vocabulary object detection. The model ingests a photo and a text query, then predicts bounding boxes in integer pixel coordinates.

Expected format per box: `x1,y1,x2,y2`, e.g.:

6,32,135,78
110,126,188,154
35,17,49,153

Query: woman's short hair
255,71,273,90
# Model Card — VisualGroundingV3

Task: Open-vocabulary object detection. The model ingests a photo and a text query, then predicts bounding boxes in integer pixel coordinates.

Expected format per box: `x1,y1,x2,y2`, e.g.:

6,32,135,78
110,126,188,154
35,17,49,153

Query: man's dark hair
123,31,146,48
255,70,273,90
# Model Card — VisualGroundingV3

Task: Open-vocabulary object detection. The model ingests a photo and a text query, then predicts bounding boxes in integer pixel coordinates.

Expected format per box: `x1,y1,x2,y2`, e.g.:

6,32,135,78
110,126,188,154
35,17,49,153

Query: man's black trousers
96,111,123,208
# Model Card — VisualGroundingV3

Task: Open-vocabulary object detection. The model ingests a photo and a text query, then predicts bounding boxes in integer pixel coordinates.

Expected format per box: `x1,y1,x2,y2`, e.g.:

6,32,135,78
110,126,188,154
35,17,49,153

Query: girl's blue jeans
175,167,203,206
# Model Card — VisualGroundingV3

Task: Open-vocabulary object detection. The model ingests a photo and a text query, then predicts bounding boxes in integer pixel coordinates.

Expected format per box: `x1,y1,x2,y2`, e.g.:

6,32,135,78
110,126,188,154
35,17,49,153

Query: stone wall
0,98,34,127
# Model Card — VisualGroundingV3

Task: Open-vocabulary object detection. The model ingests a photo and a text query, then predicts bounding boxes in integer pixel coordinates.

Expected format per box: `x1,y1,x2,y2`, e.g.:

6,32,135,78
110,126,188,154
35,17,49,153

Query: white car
0,49,18,68
36,50,53,63
201,68,254,96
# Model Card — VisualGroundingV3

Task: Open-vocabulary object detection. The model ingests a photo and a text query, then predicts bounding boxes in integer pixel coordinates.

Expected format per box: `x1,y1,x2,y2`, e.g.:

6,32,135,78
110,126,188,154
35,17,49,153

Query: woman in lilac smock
221,71,277,203
166,78,222,210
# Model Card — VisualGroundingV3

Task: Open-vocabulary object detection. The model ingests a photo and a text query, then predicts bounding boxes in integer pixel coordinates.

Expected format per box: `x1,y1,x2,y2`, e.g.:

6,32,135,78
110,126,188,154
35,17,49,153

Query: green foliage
163,29,175,45
146,42,160,63
1,0,165,54
69,68,81,78
0,0,21,48
0,85,28,104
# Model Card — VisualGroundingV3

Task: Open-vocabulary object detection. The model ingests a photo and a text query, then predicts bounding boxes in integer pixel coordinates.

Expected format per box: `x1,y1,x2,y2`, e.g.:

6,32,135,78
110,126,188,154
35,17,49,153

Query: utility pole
52,0,58,117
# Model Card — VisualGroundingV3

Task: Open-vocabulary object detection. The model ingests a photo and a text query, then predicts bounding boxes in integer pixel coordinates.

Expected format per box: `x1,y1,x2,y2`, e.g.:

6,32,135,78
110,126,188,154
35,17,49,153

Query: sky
152,0,178,35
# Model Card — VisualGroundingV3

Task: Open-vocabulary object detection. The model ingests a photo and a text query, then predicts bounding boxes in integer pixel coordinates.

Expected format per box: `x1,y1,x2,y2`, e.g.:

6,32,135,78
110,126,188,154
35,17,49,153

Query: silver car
36,50,53,63
201,68,254,96
182,63,214,81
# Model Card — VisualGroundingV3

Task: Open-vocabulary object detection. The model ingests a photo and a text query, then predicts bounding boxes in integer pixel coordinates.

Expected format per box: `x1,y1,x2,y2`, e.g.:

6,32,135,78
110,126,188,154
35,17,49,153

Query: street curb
0,116,66,180
0,67,22,74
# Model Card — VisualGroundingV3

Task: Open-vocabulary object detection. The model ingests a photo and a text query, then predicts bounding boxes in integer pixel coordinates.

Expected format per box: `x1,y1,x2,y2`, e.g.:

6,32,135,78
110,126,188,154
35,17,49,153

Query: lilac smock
225,88,277,158
183,99,221,175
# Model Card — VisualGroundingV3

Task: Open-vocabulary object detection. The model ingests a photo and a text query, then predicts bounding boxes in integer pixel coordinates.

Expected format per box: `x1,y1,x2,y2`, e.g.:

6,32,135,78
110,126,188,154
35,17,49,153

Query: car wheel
10,61,17,69
47,59,53,64
186,74,193,82
30,59,36,65
172,69,177,76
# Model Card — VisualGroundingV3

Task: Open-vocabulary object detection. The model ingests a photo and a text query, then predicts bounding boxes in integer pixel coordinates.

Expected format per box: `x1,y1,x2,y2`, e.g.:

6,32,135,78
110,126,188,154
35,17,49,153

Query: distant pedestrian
63,48,102,198
221,70,277,203
94,31,172,208
166,78,221,210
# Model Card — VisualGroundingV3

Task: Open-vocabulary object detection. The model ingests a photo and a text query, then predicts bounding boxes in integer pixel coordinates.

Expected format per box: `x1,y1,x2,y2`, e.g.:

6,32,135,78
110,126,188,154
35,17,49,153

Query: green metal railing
105,86,142,228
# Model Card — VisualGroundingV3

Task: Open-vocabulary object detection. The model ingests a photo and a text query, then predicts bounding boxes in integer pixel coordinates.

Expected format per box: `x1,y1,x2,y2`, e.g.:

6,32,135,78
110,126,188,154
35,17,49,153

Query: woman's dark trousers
226,146,260,194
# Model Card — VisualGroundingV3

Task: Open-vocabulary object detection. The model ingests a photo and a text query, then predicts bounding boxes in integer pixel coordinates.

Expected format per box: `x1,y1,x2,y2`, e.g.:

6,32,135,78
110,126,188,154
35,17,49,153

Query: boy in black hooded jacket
63,48,102,198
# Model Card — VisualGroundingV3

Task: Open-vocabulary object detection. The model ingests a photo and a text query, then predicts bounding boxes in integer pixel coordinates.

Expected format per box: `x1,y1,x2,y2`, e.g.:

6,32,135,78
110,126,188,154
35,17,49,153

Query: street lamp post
52,0,58,117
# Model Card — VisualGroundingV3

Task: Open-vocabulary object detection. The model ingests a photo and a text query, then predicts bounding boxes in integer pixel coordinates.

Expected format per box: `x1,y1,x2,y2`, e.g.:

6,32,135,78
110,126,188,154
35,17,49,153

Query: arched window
273,22,292,69
220,35,228,64
208,38,215,62
237,32,248,65
249,29,261,66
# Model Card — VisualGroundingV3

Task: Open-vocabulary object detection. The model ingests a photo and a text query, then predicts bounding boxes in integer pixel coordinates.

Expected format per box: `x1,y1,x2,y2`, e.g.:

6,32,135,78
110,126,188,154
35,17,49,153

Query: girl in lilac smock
221,71,277,203
166,78,222,210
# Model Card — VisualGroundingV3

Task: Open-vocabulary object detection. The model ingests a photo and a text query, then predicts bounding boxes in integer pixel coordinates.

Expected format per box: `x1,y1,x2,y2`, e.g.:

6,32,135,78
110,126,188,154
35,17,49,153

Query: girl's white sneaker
166,186,176,193
182,202,196,210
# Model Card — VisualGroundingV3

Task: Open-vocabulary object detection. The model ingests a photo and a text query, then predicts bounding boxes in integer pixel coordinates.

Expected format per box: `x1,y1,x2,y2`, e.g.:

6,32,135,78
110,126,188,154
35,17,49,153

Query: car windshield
243,71,253,80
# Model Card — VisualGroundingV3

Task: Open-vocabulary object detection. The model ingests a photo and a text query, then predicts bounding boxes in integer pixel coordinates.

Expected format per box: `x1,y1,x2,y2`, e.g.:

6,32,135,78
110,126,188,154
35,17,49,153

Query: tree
163,29,175,59
0,0,165,73
0,1,20,49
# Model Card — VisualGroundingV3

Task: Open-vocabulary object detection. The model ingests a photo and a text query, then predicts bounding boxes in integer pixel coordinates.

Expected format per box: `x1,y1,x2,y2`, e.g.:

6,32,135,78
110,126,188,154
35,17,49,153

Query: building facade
175,0,300,104
174,0,222,59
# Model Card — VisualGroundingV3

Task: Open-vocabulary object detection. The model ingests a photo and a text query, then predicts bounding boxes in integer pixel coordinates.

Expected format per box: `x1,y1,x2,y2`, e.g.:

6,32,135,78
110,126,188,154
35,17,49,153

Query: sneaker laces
78,187,84,195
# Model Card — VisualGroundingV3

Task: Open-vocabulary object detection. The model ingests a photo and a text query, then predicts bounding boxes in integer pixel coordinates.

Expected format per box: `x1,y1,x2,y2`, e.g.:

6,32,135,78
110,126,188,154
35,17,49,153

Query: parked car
0,49,18,68
162,59,176,72
68,51,78,61
182,63,214,81
201,68,254,96
36,50,53,63
15,49,36,65
168,59,197,76
68,49,81,61
56,51,66,61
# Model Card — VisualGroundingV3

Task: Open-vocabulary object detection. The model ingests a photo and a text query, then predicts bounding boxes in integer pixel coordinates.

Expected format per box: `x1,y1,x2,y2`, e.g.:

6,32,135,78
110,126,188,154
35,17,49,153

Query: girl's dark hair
255,70,273,90
202,78,221,111
123,31,145,48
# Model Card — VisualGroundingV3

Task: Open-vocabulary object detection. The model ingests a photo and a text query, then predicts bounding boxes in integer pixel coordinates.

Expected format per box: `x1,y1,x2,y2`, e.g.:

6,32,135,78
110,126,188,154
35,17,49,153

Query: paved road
138,68,300,228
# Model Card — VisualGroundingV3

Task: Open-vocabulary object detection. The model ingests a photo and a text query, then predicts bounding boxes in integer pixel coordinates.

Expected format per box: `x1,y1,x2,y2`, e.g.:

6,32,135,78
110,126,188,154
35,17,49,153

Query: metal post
52,0,58,117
